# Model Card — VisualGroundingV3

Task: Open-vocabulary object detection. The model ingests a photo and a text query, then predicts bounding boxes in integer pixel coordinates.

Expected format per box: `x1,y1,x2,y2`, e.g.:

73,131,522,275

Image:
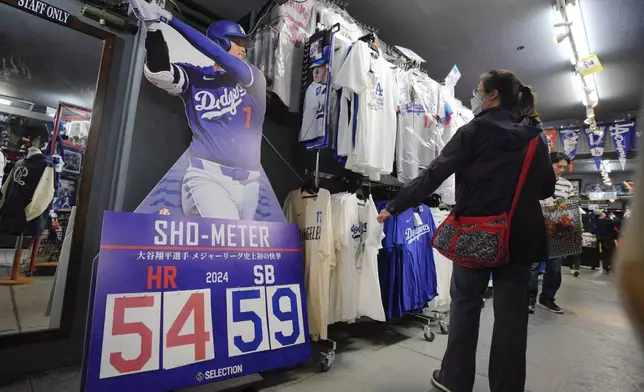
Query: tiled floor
0,255,54,336
2,268,643,392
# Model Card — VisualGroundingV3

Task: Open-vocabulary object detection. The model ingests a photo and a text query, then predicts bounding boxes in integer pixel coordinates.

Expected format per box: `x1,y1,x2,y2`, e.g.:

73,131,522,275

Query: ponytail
481,69,541,124
518,85,541,124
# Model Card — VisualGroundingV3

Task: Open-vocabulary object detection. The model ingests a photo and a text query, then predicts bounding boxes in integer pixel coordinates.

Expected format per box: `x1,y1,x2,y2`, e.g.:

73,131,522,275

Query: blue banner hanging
608,121,635,170
83,211,310,392
559,128,581,160
583,125,607,170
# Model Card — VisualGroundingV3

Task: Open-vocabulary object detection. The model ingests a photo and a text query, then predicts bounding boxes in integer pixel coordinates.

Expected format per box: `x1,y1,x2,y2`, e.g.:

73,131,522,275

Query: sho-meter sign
84,211,310,392
578,54,603,76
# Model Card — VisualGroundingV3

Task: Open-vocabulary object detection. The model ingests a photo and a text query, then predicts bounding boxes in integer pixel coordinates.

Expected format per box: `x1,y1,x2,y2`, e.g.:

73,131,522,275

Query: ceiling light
566,0,590,56
0,98,11,106
554,31,570,44
46,107,57,117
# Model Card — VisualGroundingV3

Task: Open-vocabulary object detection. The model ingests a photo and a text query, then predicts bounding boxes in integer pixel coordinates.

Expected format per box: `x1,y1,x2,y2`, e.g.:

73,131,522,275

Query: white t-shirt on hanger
335,41,397,177
335,193,361,322
356,196,386,321
334,194,385,322
270,0,317,34
429,208,453,312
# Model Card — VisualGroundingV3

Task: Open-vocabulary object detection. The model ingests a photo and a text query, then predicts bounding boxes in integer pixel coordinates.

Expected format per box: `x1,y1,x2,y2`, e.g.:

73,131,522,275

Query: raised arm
130,0,253,86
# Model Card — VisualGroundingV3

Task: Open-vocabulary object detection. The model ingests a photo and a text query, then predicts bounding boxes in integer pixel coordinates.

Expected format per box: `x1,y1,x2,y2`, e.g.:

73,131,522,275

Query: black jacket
387,108,556,263
0,152,54,237
595,217,619,242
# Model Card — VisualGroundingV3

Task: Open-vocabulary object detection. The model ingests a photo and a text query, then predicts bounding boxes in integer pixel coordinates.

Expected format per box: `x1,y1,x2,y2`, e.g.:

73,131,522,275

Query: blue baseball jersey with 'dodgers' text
177,62,267,171
394,205,437,312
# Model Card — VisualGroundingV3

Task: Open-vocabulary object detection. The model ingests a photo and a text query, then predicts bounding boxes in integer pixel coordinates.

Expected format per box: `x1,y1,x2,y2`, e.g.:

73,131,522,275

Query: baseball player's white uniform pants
182,157,260,220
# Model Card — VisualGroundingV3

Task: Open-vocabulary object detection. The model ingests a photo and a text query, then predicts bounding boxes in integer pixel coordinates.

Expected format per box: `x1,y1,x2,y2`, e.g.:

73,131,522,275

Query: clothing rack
303,168,403,188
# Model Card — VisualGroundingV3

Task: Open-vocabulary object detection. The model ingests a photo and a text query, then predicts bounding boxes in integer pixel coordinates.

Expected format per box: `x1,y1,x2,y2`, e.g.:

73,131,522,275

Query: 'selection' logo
195,372,205,382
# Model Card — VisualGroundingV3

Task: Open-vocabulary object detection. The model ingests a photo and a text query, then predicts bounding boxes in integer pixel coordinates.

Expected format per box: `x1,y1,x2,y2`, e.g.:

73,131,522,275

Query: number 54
99,289,215,379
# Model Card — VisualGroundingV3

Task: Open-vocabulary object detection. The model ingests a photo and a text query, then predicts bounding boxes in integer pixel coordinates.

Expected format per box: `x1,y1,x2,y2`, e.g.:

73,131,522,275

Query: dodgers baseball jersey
377,200,403,319
394,205,438,312
174,62,266,171
397,100,427,183
396,70,442,183
334,41,397,178
300,82,328,143
283,188,334,341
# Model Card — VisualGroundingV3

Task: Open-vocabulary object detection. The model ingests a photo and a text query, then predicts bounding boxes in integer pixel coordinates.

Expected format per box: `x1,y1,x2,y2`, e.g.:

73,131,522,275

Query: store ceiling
344,0,644,122
0,3,102,114
194,0,644,122
191,0,265,21
2,0,642,124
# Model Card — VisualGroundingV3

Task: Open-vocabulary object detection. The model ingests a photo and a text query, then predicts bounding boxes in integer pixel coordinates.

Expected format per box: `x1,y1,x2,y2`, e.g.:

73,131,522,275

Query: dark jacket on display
387,107,556,263
0,149,55,237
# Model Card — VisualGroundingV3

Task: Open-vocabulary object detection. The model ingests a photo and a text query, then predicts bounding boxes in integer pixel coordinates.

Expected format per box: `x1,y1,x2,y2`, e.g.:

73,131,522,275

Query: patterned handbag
430,137,538,268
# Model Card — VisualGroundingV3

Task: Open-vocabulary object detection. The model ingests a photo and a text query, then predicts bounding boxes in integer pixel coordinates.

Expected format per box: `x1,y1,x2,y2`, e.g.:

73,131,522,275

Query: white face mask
470,93,485,115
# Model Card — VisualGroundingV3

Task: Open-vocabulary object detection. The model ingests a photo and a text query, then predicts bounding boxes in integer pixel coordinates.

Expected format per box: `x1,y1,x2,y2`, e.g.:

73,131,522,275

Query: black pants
529,257,563,305
567,254,581,270
440,262,531,392
600,239,615,272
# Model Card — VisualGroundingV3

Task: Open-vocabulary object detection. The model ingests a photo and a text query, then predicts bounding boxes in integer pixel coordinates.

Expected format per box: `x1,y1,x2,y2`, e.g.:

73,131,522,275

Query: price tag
413,212,423,227
444,65,461,87
578,54,603,76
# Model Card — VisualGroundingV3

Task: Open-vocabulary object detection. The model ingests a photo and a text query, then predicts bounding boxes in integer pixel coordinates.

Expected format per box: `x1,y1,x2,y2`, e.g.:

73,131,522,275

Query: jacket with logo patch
0,150,55,236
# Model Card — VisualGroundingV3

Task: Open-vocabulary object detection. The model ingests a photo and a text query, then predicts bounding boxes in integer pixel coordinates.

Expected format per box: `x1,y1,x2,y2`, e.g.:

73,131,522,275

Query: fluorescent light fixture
46,106,57,117
0,98,11,106
566,0,591,62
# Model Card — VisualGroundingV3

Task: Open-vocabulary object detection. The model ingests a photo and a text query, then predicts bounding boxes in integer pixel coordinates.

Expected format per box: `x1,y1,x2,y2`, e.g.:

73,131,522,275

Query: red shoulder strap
508,137,539,219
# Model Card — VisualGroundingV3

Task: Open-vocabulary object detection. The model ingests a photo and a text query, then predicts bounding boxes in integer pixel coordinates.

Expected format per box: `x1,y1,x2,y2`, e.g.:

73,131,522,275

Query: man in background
595,210,619,274
530,152,575,314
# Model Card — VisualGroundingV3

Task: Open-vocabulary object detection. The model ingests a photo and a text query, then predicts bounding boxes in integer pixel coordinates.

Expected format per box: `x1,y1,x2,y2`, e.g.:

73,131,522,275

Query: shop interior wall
570,171,635,189
0,0,135,381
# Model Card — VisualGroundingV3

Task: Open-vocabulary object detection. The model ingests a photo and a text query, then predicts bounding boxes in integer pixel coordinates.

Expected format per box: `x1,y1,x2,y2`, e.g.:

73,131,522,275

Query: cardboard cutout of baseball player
130,0,285,222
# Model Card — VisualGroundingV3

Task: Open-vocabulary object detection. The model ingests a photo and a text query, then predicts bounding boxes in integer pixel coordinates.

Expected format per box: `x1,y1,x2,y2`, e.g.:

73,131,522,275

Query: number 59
226,284,305,357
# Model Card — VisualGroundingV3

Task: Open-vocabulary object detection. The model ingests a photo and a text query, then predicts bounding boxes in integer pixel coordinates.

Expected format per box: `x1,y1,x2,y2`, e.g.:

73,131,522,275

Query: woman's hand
377,209,392,224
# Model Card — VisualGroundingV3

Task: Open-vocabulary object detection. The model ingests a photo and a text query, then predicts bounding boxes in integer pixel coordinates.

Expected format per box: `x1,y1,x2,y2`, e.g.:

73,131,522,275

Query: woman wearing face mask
377,69,556,392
